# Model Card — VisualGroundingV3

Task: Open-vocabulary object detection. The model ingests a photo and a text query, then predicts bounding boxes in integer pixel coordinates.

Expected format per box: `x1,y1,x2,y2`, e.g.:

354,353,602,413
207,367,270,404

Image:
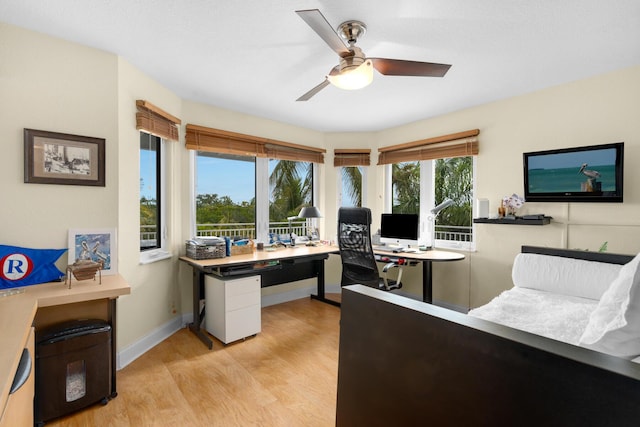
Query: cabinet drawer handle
10,348,31,394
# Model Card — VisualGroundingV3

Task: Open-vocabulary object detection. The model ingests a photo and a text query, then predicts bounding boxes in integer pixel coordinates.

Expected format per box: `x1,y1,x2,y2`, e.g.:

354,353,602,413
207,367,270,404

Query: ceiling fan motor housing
337,20,367,45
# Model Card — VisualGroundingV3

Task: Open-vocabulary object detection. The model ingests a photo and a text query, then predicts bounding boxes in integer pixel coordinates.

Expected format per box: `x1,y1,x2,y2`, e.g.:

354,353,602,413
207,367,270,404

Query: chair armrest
382,262,400,272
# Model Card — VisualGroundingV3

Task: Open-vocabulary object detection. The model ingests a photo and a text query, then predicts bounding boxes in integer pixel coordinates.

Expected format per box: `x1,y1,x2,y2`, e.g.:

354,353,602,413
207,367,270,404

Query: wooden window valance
185,124,325,163
334,149,371,167
377,129,479,165
136,100,181,141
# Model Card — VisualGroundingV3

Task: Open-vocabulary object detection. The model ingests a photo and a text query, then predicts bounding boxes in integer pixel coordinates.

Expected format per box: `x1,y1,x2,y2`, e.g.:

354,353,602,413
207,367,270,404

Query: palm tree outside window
340,166,364,207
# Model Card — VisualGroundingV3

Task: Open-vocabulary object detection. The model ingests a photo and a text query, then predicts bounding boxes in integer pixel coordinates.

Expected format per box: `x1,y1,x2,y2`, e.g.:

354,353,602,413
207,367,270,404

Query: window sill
139,249,172,265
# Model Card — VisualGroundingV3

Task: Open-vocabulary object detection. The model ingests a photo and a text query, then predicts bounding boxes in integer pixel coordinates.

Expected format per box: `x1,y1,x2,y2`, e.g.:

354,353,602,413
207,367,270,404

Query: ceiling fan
295,9,451,101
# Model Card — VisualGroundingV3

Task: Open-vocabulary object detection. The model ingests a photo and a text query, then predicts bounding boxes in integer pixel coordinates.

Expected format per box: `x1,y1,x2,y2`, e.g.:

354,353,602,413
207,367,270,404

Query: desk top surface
22,273,131,307
180,244,339,268
180,244,464,269
373,248,465,262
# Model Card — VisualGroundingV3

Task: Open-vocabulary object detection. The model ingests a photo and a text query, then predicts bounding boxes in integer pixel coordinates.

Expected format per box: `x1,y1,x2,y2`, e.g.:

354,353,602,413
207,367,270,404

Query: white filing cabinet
204,274,261,344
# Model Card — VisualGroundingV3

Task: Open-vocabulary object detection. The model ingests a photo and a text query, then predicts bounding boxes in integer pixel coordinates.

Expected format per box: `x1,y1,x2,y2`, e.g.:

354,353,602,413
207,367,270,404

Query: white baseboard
117,284,343,369
116,316,183,370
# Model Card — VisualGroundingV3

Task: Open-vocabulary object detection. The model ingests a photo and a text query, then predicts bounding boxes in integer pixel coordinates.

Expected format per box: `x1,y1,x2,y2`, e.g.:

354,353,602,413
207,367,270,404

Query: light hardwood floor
47,297,341,427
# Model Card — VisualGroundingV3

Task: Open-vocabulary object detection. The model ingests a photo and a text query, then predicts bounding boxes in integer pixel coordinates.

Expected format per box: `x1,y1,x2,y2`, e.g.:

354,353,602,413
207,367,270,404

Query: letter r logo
1,253,33,281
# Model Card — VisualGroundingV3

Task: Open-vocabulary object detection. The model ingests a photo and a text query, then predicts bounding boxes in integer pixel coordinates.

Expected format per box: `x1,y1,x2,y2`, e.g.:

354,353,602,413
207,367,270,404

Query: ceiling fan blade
370,58,451,77
296,9,350,56
296,79,331,102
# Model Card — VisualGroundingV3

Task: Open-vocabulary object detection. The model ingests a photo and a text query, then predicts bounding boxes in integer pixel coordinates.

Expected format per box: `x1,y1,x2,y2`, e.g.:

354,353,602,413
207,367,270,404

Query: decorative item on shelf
68,228,117,275
498,201,506,218
65,259,103,289
502,193,525,217
0,244,66,289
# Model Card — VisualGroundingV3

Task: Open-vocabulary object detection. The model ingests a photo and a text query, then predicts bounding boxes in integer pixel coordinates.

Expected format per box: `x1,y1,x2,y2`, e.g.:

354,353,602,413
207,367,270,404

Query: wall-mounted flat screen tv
523,142,624,203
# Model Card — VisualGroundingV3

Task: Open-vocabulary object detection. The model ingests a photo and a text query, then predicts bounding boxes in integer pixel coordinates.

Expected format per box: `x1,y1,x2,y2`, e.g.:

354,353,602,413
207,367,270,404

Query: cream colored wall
1,23,118,250
115,59,184,350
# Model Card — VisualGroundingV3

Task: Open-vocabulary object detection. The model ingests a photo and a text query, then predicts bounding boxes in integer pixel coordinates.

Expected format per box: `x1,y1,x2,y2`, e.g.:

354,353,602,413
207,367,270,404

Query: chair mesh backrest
338,207,380,287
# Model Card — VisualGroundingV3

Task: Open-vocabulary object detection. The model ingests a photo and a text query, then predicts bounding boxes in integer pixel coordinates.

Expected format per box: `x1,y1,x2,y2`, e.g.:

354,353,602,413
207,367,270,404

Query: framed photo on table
24,128,105,186
68,228,117,275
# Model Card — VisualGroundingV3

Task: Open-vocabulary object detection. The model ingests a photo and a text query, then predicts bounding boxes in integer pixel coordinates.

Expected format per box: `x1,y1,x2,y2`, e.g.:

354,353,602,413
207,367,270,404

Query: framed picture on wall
68,228,117,275
24,128,105,186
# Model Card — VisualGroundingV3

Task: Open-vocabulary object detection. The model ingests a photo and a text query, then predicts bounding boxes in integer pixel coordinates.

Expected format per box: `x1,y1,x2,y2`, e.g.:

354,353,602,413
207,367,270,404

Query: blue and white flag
0,245,66,289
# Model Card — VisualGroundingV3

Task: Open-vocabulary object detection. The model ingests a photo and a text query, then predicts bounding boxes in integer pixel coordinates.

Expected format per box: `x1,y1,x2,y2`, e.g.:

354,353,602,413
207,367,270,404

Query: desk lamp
427,198,454,249
299,206,322,240
288,206,323,246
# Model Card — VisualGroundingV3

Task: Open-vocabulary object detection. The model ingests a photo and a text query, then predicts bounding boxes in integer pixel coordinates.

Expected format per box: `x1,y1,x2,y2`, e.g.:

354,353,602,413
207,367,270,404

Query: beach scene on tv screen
527,148,617,193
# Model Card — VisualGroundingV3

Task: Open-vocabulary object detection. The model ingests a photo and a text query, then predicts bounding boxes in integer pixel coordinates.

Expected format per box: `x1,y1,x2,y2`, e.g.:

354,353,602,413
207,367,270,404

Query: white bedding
468,287,598,345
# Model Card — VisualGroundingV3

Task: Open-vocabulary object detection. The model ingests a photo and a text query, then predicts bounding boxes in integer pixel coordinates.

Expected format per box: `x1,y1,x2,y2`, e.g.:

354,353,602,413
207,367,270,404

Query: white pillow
511,253,622,300
579,253,640,359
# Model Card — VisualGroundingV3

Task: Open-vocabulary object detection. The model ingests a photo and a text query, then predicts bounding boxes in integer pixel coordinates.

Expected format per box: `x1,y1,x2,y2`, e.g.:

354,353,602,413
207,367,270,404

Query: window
387,157,474,249
433,157,474,247
334,149,370,208
391,162,420,214
186,124,324,244
195,152,256,239
140,132,170,263
193,155,315,244
268,159,313,243
339,166,366,207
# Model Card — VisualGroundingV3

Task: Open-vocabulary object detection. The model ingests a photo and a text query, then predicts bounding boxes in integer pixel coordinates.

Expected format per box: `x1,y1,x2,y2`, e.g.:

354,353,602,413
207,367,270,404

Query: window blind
185,124,325,163
377,129,479,164
334,149,371,167
135,100,181,141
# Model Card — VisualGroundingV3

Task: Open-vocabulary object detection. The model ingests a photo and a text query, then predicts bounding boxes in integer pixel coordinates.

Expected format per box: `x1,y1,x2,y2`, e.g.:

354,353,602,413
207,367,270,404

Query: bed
470,246,640,360
335,246,640,426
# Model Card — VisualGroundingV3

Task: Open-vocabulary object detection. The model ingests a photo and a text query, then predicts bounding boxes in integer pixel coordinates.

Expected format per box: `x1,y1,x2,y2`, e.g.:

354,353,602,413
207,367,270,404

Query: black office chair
338,207,403,291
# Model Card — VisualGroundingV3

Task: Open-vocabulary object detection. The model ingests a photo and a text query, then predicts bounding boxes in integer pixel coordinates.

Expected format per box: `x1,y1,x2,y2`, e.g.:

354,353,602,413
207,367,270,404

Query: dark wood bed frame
336,246,640,426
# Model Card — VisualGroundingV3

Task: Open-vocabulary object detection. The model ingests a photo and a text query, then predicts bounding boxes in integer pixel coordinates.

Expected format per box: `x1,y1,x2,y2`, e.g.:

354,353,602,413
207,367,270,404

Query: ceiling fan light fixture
327,59,373,90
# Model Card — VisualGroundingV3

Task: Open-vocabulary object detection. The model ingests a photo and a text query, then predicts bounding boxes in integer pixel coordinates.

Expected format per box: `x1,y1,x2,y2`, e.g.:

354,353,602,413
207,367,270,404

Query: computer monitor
380,213,419,249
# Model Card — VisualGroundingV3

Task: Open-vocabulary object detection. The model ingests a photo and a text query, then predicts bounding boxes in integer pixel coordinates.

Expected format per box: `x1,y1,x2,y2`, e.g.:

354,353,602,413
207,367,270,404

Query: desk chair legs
381,262,403,291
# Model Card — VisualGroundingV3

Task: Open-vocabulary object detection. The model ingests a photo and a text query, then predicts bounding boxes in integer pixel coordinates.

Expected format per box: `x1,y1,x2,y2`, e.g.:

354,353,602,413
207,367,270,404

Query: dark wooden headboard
521,245,634,265
336,283,640,426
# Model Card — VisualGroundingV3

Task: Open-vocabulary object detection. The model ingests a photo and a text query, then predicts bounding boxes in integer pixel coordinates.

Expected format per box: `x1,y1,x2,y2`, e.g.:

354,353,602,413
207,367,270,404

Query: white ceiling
2,0,639,132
